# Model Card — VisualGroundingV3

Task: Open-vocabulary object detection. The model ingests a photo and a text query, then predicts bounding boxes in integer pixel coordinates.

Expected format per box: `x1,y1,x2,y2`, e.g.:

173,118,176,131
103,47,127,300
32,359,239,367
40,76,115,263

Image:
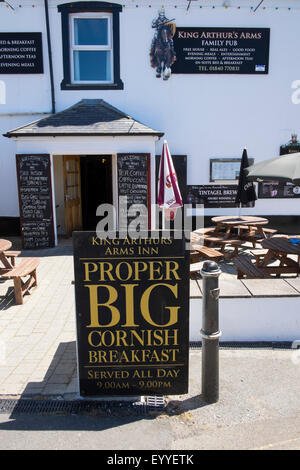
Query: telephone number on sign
204,65,240,71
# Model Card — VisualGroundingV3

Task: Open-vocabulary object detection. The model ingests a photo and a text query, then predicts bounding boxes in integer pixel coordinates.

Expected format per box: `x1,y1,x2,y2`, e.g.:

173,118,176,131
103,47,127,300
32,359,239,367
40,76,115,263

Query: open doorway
80,155,113,231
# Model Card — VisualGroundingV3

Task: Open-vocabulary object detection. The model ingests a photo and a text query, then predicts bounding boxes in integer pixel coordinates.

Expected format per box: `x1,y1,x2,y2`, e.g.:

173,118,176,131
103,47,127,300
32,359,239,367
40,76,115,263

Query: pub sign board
0,33,43,74
172,27,270,74
186,184,238,208
73,231,190,397
258,181,300,199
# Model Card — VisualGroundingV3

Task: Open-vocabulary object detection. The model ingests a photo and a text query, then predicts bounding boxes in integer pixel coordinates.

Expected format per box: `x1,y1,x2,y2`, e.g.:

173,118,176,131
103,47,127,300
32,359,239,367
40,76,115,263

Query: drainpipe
44,0,56,114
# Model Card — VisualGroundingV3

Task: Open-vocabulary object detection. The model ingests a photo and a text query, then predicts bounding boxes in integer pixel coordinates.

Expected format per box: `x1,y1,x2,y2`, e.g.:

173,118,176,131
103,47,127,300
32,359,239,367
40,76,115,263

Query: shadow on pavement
0,283,15,310
0,340,148,431
166,395,209,416
0,337,211,431
2,236,73,258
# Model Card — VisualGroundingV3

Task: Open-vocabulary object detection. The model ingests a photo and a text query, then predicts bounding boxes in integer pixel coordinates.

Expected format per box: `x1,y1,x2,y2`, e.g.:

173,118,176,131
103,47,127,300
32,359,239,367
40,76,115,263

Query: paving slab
241,278,300,297
284,278,300,293
0,236,299,398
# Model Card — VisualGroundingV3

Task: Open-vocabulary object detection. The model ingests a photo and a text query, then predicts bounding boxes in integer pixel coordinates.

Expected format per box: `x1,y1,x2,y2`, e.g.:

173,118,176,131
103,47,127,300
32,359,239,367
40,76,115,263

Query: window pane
73,51,111,81
74,18,108,45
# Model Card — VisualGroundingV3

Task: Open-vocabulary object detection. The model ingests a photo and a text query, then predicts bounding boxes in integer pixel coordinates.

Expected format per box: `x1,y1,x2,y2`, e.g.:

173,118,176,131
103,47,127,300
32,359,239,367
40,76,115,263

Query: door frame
63,155,83,237
49,142,156,245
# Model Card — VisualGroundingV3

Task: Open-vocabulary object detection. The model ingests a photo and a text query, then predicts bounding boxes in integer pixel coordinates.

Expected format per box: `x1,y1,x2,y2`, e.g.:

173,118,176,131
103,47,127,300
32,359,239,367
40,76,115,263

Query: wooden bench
203,236,242,258
191,244,224,261
238,227,278,247
190,250,200,264
1,258,40,304
193,227,217,236
236,226,277,236
250,249,268,266
4,251,21,267
233,255,272,279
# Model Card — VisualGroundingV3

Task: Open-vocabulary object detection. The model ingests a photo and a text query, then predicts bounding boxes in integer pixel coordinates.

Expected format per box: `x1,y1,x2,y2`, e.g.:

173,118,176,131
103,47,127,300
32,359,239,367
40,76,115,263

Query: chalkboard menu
16,154,55,249
117,154,150,231
172,27,270,74
186,184,238,208
0,33,43,74
73,231,190,397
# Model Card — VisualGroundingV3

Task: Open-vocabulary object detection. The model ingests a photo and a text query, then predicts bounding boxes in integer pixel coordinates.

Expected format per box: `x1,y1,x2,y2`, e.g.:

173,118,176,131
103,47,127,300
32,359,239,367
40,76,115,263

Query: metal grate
189,341,293,350
0,397,166,416
146,395,166,410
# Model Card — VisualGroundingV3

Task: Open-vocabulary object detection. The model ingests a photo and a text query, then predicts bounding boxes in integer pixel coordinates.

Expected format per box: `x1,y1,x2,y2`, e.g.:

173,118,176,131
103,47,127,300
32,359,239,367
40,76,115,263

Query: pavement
0,237,299,450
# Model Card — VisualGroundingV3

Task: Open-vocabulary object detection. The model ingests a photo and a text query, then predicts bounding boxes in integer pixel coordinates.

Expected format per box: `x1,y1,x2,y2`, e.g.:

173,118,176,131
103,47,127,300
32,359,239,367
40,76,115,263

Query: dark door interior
80,155,113,231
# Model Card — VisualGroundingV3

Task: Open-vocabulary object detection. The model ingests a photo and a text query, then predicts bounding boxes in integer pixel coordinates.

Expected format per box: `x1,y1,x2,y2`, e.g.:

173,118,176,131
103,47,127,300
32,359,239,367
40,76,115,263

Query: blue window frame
58,2,123,90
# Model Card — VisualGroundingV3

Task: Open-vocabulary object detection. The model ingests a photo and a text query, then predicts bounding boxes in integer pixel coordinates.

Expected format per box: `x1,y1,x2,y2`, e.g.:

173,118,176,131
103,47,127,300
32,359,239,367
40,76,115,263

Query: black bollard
200,260,222,403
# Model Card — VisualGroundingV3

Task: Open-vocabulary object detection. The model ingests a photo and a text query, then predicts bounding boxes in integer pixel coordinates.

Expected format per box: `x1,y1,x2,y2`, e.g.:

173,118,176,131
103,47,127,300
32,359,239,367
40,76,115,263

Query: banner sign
172,27,270,74
0,33,43,74
258,181,300,199
186,184,238,208
73,232,190,397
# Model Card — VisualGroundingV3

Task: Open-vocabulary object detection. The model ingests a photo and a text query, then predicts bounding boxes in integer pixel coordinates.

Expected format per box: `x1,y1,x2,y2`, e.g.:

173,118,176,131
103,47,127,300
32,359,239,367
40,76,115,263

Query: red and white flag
158,140,183,220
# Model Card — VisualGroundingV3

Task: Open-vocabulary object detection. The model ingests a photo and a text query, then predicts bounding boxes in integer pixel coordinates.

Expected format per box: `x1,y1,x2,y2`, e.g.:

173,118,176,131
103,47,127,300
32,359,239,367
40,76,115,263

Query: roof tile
4,99,164,138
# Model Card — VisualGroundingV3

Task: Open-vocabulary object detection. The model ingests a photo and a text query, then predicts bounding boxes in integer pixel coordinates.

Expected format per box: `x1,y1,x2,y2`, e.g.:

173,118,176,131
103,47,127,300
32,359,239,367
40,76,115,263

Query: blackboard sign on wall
73,231,190,397
0,33,43,74
258,181,300,199
117,154,150,231
172,27,270,75
16,154,55,249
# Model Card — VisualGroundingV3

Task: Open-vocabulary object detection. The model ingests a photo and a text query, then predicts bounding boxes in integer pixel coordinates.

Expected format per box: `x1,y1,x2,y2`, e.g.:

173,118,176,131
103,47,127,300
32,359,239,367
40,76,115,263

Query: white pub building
1,0,300,247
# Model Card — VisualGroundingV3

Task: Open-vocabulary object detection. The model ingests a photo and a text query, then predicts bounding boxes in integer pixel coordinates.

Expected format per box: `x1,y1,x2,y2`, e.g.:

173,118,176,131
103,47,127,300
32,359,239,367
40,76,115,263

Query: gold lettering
88,350,98,363
140,283,179,327
83,262,98,282
121,284,139,327
85,284,120,327
165,261,180,280
115,262,133,281
133,261,148,280
149,261,163,281
99,262,114,281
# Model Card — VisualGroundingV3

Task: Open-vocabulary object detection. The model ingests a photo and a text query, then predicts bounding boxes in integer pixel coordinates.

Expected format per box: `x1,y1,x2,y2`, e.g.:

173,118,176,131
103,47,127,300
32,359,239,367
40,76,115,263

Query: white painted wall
190,297,300,342
1,0,300,219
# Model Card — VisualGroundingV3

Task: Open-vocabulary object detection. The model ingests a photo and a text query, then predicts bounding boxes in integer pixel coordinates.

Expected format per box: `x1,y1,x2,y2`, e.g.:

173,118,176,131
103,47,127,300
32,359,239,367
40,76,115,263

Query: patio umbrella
235,148,257,207
158,140,183,220
245,152,300,184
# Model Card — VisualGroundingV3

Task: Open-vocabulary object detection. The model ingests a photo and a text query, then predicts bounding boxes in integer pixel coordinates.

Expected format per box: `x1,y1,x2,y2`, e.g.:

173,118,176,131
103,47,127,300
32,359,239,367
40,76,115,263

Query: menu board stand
117,154,151,232
16,154,55,249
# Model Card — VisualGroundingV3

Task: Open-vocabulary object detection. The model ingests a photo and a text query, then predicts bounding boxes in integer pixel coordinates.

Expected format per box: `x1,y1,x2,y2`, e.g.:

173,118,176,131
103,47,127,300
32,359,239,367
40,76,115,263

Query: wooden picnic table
211,216,270,241
0,239,13,274
0,238,40,304
259,236,300,276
